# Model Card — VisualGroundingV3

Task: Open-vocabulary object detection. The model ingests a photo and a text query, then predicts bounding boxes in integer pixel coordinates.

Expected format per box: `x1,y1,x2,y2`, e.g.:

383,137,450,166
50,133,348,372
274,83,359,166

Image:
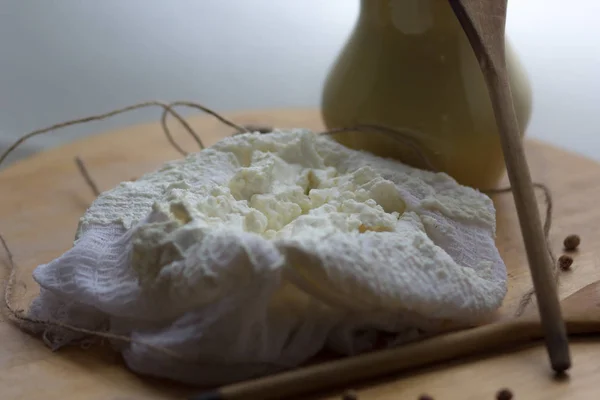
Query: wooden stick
448,0,570,373
188,283,596,399
190,316,599,400
195,322,539,400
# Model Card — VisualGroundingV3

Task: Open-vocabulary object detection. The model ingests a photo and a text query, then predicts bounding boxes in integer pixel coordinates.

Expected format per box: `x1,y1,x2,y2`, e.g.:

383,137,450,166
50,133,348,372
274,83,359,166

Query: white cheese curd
28,129,506,386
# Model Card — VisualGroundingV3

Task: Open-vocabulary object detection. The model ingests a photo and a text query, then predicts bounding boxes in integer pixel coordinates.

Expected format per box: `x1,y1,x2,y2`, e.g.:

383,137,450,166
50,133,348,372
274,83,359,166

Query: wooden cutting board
1,109,600,400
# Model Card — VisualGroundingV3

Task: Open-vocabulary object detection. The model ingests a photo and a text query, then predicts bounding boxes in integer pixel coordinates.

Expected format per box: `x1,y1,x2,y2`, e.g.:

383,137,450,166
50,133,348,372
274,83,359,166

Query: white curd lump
28,129,506,385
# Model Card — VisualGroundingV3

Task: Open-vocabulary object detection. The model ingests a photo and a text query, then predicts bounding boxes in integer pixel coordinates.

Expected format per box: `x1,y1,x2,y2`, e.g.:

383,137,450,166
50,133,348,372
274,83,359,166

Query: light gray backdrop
1,0,598,167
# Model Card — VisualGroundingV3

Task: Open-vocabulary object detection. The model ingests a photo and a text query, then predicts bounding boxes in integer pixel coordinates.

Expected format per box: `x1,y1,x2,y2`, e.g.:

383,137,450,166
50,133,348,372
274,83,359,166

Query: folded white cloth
28,129,506,385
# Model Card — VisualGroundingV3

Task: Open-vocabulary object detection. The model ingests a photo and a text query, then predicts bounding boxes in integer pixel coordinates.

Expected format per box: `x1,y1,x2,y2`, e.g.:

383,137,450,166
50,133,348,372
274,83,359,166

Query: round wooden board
1,108,600,400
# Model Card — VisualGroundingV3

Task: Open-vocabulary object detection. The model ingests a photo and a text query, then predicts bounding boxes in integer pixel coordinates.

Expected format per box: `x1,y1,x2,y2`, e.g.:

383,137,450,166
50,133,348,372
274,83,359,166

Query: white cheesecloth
27,130,507,386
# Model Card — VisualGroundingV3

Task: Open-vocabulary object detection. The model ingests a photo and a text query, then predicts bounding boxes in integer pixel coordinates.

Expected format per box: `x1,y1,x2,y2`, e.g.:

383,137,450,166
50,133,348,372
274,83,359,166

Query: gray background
1,0,599,167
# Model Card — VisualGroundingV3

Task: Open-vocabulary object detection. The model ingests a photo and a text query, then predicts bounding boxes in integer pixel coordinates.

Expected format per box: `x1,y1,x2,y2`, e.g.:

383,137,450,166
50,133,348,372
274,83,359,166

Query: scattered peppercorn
496,388,513,400
563,234,581,251
418,395,434,400
341,389,358,400
558,255,574,271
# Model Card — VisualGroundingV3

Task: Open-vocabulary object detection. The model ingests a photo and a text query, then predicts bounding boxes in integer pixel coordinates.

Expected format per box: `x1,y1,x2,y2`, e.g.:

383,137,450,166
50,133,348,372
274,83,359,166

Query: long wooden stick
192,320,537,400
190,279,600,400
190,318,599,400
448,0,570,373
189,282,596,399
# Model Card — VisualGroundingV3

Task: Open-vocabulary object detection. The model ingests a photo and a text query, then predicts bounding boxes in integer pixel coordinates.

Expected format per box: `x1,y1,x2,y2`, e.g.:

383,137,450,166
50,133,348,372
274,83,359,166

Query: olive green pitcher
321,0,532,189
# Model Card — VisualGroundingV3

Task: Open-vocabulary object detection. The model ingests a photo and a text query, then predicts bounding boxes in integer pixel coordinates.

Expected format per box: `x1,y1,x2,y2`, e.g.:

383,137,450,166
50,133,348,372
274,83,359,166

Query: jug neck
359,0,461,33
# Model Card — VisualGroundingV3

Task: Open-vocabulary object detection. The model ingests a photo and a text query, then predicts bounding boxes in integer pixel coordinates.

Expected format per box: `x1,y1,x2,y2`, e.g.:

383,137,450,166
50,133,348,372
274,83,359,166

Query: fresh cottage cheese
31,129,507,386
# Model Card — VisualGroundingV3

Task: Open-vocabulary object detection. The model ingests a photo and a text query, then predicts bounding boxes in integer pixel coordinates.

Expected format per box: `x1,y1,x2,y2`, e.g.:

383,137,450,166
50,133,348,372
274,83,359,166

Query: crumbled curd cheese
76,129,504,320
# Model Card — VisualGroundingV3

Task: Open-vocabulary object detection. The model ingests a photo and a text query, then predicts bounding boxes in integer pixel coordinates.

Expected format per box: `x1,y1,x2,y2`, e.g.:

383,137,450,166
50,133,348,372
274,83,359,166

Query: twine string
0,101,559,361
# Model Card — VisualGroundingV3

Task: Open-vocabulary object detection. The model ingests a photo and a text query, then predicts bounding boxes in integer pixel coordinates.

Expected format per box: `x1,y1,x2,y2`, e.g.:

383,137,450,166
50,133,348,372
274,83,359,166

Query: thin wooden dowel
190,320,534,400
190,316,600,400
486,70,570,372
188,282,599,399
448,0,570,373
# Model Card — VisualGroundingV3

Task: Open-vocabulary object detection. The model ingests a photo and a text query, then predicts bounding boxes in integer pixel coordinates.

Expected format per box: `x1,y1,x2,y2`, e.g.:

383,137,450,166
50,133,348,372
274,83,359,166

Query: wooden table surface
1,109,600,400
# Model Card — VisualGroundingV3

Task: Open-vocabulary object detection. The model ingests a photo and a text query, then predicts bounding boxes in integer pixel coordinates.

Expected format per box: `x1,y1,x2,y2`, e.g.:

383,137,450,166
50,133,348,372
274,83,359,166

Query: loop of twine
0,100,559,361
0,100,248,360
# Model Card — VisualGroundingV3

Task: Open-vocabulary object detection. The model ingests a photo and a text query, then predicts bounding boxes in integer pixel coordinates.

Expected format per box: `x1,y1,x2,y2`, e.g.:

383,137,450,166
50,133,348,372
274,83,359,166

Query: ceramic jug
321,0,532,189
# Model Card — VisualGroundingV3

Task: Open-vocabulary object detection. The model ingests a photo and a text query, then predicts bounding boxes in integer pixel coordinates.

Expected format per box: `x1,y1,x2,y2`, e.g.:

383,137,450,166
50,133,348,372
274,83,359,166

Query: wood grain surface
1,109,600,400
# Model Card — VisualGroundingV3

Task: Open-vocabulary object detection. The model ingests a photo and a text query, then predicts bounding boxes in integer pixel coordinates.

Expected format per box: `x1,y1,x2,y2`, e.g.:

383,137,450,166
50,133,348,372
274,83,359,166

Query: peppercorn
496,388,513,400
563,234,581,251
558,255,574,271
